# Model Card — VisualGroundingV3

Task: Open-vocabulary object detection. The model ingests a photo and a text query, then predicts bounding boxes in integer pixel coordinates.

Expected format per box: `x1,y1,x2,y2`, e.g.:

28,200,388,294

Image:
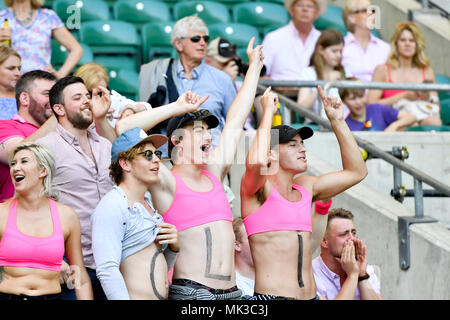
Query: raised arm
210,38,264,180
302,86,367,202
311,199,332,253
241,87,277,198
115,91,208,136
90,86,117,143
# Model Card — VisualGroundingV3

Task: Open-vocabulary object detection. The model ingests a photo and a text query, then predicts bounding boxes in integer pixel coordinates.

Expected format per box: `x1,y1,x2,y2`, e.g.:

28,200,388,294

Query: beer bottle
272,102,282,126
1,19,11,47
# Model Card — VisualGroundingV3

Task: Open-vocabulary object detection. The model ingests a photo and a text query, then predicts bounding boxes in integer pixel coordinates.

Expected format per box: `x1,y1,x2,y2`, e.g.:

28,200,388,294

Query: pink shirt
312,255,381,300
36,124,113,269
0,115,39,202
342,32,391,82
262,21,321,80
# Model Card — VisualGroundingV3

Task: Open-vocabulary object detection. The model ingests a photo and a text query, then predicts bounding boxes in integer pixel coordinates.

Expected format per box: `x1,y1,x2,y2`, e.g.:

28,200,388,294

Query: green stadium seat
440,98,450,126
53,0,111,22
141,21,178,63
51,39,94,70
107,68,139,101
80,20,141,70
406,125,450,132
206,0,244,9
94,55,138,73
43,0,55,9
208,22,261,63
113,0,171,28
313,4,347,36
232,2,289,34
173,1,230,25
435,73,450,102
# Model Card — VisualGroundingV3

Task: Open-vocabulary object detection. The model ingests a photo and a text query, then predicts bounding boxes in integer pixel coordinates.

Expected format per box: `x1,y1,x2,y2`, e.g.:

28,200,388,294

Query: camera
233,56,267,77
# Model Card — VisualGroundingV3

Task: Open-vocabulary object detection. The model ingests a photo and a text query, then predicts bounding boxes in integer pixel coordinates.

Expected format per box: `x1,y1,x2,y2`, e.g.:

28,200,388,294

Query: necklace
12,8,34,27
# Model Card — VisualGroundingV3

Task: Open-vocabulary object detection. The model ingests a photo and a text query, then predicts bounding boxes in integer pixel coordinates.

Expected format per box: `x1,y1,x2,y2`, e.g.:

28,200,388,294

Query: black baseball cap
166,109,219,138
270,125,314,148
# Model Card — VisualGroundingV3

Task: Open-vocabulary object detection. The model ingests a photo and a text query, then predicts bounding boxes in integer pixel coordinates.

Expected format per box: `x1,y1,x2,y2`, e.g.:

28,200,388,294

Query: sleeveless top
243,184,313,237
0,198,65,271
163,170,233,232
381,64,426,99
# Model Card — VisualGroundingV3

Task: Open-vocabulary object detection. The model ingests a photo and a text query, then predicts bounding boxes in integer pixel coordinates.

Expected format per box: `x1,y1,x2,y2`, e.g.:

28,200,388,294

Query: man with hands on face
240,85,367,300
312,208,382,300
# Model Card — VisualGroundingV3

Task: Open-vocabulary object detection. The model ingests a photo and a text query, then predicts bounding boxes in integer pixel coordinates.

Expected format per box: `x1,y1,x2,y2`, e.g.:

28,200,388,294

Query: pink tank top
381,64,426,99
243,184,312,237
163,170,233,232
0,198,65,272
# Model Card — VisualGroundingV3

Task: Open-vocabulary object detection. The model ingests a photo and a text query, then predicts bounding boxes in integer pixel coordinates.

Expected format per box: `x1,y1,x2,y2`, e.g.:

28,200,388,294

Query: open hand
336,240,359,277
354,238,368,277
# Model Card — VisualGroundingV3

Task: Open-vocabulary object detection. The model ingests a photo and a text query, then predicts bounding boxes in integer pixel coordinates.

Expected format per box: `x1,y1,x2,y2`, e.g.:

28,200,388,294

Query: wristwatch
358,273,370,282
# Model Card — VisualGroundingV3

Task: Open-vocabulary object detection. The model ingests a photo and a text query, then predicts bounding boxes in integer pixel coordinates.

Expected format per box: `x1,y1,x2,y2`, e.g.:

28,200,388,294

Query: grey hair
10,142,59,201
171,14,209,44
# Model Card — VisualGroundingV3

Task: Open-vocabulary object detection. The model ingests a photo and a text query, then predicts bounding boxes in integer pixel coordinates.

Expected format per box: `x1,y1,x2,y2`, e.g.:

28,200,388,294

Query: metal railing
257,79,450,270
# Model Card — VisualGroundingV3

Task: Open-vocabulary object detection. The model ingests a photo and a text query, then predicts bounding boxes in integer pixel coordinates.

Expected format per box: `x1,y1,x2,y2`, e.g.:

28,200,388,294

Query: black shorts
0,291,61,300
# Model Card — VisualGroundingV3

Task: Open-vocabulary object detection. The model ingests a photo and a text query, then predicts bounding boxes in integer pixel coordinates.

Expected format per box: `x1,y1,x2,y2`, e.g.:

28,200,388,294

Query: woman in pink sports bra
366,22,442,126
0,143,92,300
241,87,367,300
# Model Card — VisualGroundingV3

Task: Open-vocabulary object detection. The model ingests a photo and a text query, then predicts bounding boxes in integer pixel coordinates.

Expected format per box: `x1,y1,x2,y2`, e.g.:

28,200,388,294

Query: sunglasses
183,35,210,43
352,7,376,14
138,150,162,161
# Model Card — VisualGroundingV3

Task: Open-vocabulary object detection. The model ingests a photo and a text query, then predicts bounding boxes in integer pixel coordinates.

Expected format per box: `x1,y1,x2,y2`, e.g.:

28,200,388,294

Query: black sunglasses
138,150,162,161
183,35,210,43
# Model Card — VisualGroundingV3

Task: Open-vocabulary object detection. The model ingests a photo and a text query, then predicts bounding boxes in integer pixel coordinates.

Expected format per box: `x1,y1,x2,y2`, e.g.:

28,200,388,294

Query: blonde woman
366,22,441,126
0,45,20,119
74,62,151,127
0,0,82,78
0,142,93,300
341,0,390,82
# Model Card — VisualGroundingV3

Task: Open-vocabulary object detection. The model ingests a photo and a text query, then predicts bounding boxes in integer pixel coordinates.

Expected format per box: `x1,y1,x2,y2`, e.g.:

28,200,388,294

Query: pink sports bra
243,184,312,237
381,64,426,99
0,198,65,272
163,170,233,232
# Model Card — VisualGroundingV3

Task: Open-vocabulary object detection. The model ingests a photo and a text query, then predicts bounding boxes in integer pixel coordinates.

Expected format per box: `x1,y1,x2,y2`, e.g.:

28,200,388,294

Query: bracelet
314,199,332,215
358,273,370,282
